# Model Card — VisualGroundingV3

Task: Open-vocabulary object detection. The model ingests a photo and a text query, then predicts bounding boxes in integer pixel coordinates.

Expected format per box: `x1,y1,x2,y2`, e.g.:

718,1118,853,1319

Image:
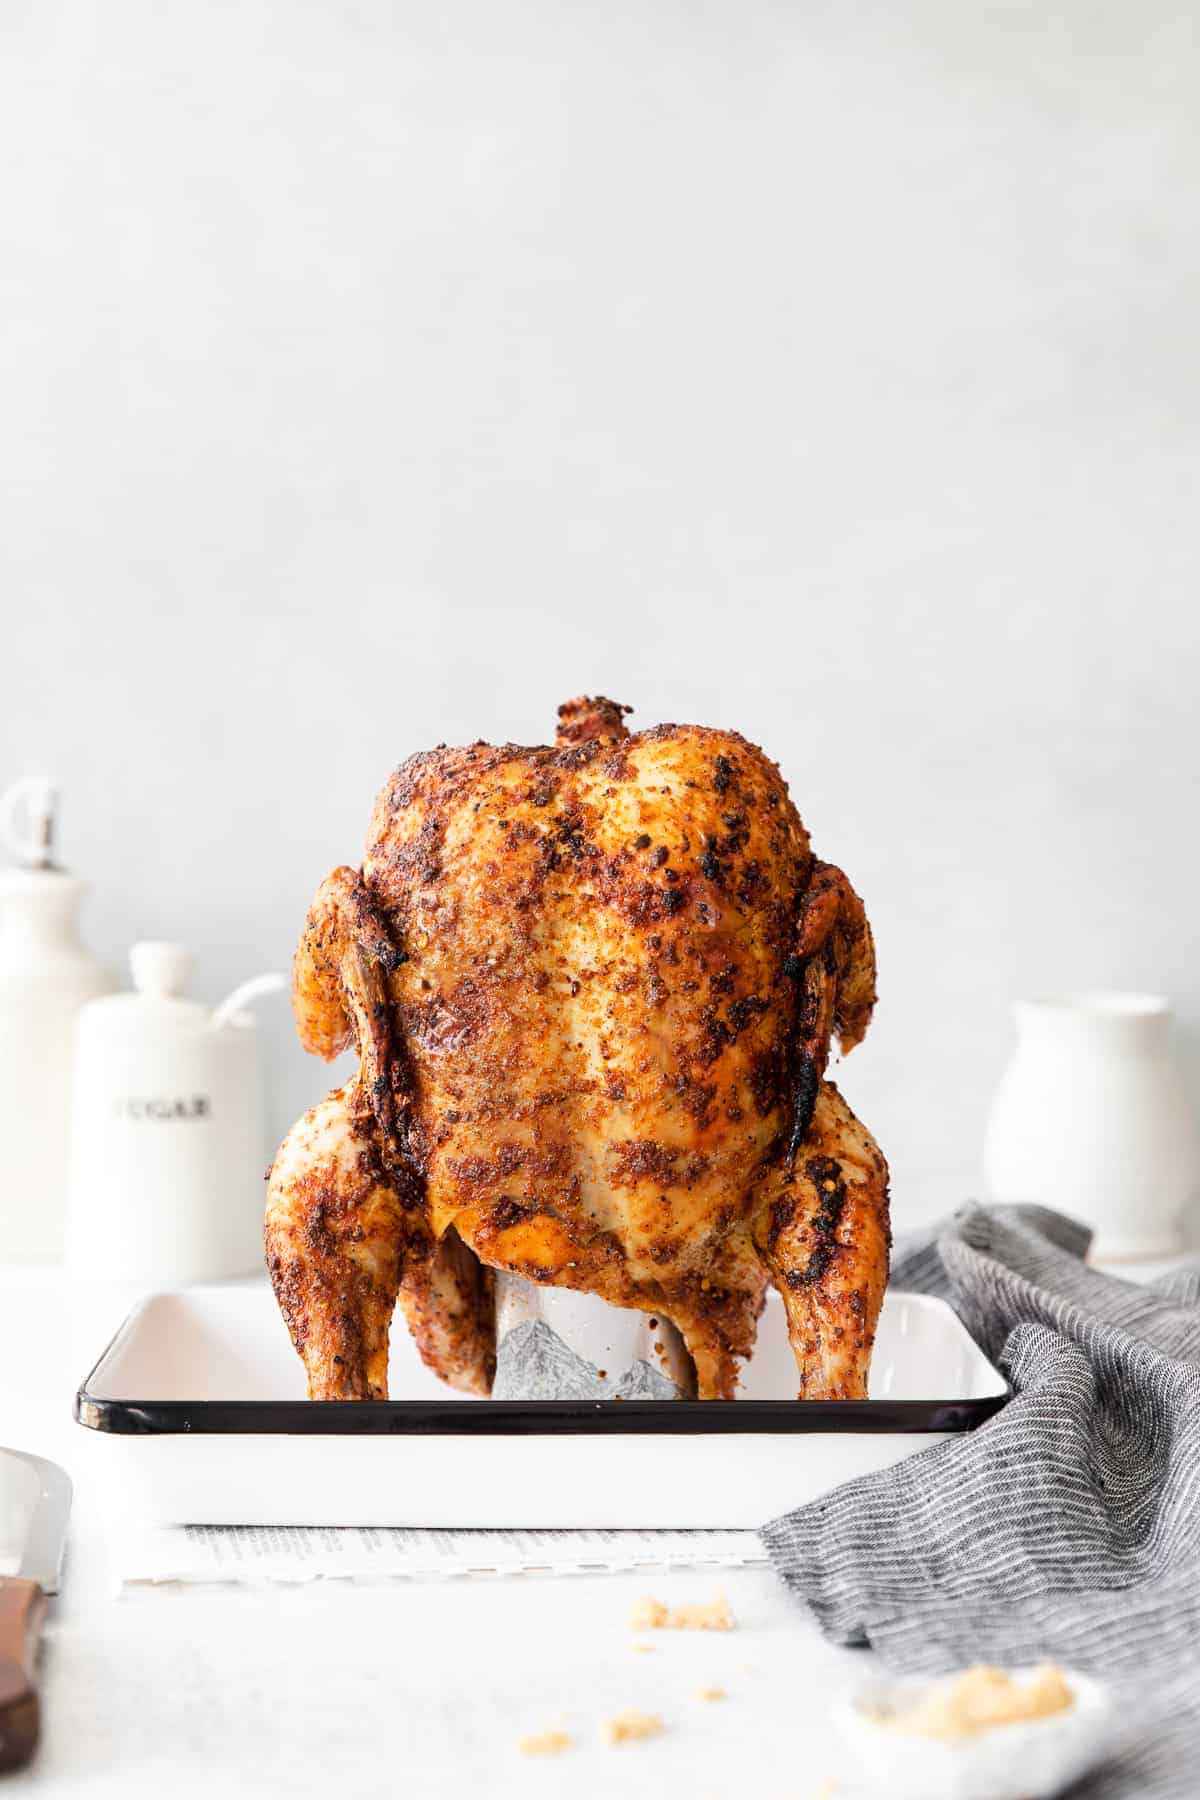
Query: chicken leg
267,860,495,1397
752,1080,889,1399
266,1081,494,1398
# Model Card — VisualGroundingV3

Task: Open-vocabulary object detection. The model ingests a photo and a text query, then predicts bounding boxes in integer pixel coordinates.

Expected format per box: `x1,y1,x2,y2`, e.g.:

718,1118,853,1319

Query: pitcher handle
210,972,287,1031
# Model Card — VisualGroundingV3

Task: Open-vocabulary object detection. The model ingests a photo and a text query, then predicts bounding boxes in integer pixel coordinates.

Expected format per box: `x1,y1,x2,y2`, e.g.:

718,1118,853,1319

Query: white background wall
3,1,1198,1229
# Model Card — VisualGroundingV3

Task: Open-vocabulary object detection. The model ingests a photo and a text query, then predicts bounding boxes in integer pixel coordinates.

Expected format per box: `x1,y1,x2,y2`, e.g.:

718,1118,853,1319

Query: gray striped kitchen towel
760,1203,1200,1798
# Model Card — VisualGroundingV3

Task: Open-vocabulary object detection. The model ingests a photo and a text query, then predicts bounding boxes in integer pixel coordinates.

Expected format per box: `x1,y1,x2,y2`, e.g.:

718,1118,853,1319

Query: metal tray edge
73,1292,1010,1437
74,1391,1009,1438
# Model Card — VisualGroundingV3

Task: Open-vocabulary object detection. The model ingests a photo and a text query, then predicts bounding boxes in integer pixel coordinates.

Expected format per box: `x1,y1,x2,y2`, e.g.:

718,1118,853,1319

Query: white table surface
0,1265,874,1800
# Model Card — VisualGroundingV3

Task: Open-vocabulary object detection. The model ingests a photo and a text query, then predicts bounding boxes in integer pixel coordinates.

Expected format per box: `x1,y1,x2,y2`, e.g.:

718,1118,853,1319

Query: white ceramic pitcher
983,991,1199,1260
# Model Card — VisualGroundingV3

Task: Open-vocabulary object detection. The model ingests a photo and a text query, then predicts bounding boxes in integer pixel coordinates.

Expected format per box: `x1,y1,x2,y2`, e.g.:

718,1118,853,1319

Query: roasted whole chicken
266,697,890,1401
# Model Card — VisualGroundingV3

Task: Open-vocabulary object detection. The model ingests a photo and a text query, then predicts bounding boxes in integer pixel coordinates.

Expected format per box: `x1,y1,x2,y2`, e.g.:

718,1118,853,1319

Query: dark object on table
0,1446,71,1771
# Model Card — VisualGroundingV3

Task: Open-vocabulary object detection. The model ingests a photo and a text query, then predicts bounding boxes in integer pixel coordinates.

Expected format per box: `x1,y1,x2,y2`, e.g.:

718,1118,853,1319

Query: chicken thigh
266,697,889,1400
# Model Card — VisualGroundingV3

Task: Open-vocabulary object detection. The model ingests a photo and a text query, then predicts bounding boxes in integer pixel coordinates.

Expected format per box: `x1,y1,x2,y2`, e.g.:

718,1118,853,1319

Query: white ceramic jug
983,992,1200,1260
0,777,115,1260
65,942,285,1283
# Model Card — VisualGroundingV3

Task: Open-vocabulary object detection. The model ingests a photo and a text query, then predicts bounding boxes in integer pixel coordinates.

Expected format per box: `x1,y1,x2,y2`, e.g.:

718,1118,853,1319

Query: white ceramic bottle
65,943,285,1284
0,777,115,1260
983,991,1200,1260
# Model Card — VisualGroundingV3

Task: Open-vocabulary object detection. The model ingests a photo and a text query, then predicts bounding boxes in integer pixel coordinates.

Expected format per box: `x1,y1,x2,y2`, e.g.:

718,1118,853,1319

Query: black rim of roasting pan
74,1304,1010,1437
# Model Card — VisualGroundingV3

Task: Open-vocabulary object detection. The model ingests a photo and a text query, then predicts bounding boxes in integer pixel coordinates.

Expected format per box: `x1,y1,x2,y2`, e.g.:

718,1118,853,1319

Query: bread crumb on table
603,1709,666,1746
695,1685,727,1702
629,1592,736,1632
517,1729,575,1757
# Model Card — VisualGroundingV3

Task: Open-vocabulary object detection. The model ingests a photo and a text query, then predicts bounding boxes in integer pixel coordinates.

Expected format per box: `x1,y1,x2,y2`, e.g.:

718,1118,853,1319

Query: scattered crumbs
695,1685,726,1702
878,1664,1074,1742
603,1709,666,1747
630,1592,736,1633
517,1729,575,1757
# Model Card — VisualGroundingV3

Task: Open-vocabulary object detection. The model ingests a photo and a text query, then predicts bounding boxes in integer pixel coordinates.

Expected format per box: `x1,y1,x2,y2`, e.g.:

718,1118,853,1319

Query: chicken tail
555,695,632,746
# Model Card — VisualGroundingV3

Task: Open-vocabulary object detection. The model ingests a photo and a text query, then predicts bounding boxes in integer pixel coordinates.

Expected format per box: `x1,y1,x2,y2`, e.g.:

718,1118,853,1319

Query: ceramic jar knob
129,941,194,998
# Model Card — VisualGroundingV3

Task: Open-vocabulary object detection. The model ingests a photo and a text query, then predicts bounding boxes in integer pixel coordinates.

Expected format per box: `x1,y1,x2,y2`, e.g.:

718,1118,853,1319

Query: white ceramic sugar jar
65,943,284,1283
983,992,1200,1260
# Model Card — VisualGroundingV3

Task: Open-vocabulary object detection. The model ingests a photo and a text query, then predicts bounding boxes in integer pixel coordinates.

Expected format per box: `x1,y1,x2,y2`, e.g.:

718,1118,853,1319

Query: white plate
74,1285,1006,1529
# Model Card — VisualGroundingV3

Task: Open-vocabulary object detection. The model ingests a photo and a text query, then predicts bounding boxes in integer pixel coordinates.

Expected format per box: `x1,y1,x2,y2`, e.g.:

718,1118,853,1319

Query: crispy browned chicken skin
266,698,889,1400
